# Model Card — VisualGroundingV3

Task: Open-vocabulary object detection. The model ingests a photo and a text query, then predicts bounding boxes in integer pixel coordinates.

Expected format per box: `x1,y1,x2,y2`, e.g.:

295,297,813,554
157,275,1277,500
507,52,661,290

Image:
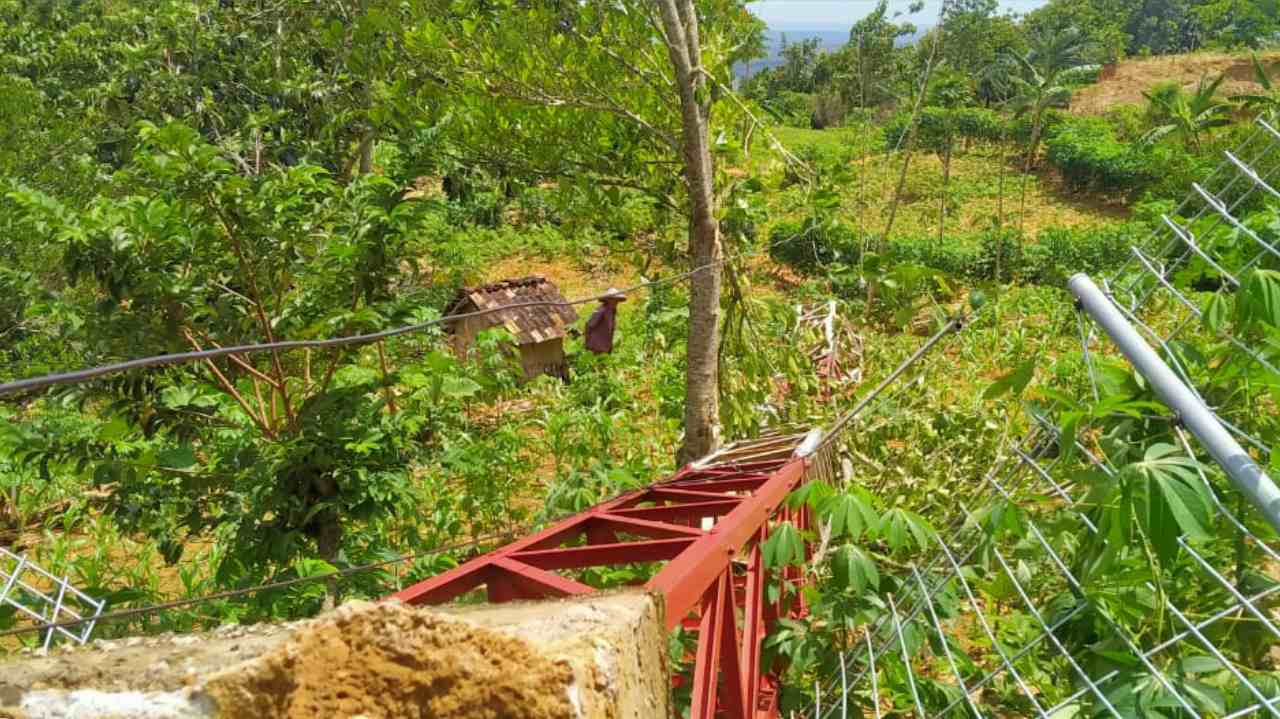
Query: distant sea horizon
738,0,1047,81
734,26,930,81
749,0,1047,31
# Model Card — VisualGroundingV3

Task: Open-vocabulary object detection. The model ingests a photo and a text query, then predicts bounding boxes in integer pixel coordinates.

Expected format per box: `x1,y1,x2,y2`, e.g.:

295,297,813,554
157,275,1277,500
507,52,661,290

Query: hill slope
1071,50,1280,114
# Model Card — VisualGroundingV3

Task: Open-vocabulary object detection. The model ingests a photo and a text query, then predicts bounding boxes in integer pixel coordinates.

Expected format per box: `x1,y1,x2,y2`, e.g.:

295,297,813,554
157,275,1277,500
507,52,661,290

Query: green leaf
1125,444,1215,561
294,558,339,578
819,489,880,540
763,521,805,569
440,376,482,400
878,508,933,553
984,358,1035,400
1058,411,1082,465
1150,469,1212,541
160,385,198,409
1202,292,1230,334
97,416,132,442
93,463,119,486
1173,655,1222,675
829,545,879,593
157,446,197,470
787,481,833,510
1242,269,1280,328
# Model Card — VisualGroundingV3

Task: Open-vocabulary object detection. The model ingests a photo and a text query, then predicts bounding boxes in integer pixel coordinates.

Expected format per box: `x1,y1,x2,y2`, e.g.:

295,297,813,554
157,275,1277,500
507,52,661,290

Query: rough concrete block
0,590,668,719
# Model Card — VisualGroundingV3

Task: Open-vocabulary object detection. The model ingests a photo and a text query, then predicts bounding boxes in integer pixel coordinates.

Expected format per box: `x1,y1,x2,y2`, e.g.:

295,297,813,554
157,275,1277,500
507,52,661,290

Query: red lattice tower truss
390,430,832,719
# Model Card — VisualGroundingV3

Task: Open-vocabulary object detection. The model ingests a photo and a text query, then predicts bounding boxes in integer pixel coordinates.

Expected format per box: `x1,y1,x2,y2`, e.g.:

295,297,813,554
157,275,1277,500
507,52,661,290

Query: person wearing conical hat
585,288,626,354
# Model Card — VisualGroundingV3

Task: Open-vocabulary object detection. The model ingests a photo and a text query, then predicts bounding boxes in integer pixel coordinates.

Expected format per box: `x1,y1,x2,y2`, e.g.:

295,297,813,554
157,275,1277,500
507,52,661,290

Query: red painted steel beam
510,537,696,570
671,476,772,493
741,528,768,714
388,434,821,719
642,487,741,503
389,486,647,605
592,513,707,540
490,558,593,598
689,574,729,718
645,458,806,628
608,498,741,524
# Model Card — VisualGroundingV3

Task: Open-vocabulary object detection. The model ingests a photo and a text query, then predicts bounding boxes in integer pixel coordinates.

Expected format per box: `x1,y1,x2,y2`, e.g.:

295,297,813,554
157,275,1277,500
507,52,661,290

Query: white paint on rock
20,689,215,719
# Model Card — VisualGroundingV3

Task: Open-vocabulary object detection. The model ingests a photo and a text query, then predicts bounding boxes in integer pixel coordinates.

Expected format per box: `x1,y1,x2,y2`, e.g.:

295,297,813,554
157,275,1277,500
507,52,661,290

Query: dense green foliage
1046,118,1162,194
0,0,762,638
1,1,1279,716
768,218,1142,287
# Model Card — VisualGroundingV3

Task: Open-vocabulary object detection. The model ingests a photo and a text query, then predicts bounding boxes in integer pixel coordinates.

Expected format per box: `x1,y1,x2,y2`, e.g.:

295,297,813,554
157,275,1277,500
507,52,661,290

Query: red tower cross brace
389,429,830,719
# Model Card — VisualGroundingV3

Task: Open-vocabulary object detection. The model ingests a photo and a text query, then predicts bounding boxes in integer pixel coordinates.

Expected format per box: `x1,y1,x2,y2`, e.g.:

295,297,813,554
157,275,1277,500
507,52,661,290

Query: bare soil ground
485,253,639,302
1072,51,1280,114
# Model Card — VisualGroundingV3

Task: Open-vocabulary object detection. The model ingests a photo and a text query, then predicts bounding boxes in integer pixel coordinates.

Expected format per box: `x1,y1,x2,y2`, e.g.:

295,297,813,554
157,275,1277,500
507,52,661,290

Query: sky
748,0,1048,30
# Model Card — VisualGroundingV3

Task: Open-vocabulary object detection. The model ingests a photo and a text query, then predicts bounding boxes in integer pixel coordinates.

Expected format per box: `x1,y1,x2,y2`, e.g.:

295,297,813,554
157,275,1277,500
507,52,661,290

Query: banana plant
1141,73,1234,153
1232,53,1280,122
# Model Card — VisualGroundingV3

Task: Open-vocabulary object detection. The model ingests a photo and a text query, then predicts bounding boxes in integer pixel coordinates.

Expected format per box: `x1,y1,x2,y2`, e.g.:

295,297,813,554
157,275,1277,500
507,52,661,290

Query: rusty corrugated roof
446,276,578,345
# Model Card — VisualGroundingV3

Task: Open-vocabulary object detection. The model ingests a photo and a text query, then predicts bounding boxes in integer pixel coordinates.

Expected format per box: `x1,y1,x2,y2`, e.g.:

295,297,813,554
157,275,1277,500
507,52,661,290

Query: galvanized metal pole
1070,273,1280,533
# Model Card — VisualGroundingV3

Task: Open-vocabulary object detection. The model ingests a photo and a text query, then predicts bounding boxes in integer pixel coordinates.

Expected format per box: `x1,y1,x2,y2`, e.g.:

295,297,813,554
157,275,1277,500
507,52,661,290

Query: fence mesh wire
1,547,105,649
803,118,1280,717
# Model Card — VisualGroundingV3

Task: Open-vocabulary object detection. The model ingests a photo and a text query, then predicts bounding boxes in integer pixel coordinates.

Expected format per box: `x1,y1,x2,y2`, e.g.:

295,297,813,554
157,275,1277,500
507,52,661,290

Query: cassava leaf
440,376,482,400
984,358,1036,400
819,489,880,540
829,545,879,593
763,521,805,569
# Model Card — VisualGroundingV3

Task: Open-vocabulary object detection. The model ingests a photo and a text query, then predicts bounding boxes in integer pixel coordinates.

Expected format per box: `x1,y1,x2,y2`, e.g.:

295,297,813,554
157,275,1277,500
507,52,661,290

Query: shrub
1008,110,1067,145
883,107,1012,152
1023,225,1140,286
884,108,958,151
1103,104,1150,142
837,224,1141,287
768,217,859,275
812,92,847,129
950,108,1006,143
874,234,989,278
1044,119,1157,196
763,91,815,128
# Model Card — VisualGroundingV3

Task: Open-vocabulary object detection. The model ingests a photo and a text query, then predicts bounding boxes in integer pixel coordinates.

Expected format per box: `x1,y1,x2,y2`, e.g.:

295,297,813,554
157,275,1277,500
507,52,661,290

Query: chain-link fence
802,118,1280,718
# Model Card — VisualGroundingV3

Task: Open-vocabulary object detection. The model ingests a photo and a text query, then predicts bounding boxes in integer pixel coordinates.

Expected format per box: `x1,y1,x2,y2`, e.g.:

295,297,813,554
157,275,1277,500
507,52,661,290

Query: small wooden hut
444,276,578,380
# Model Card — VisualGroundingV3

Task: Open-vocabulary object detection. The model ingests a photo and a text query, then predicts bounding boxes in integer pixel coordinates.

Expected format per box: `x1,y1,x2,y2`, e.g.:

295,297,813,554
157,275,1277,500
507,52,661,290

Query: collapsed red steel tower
390,429,831,718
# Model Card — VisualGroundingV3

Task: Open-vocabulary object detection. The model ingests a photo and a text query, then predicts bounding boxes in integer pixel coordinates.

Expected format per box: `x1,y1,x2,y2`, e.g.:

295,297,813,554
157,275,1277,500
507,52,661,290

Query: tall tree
939,0,1024,78
656,0,727,462
832,1,918,109
993,27,1088,233
0,0,415,196
8,122,428,573
1000,27,1089,170
402,0,758,462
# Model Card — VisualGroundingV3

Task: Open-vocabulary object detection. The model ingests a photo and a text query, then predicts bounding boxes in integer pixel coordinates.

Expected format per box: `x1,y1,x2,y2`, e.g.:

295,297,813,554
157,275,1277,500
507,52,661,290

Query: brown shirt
585,299,623,353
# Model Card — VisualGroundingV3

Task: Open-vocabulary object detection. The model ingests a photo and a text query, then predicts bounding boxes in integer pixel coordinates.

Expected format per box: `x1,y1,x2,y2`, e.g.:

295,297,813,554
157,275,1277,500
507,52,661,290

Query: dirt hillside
1071,51,1280,115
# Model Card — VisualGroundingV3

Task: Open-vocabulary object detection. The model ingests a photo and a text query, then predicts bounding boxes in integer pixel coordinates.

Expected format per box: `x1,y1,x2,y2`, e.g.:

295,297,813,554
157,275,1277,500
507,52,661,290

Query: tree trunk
882,24,944,241
1018,117,1040,235
997,131,1008,229
358,131,376,175
657,0,722,465
938,142,951,243
996,132,1008,280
